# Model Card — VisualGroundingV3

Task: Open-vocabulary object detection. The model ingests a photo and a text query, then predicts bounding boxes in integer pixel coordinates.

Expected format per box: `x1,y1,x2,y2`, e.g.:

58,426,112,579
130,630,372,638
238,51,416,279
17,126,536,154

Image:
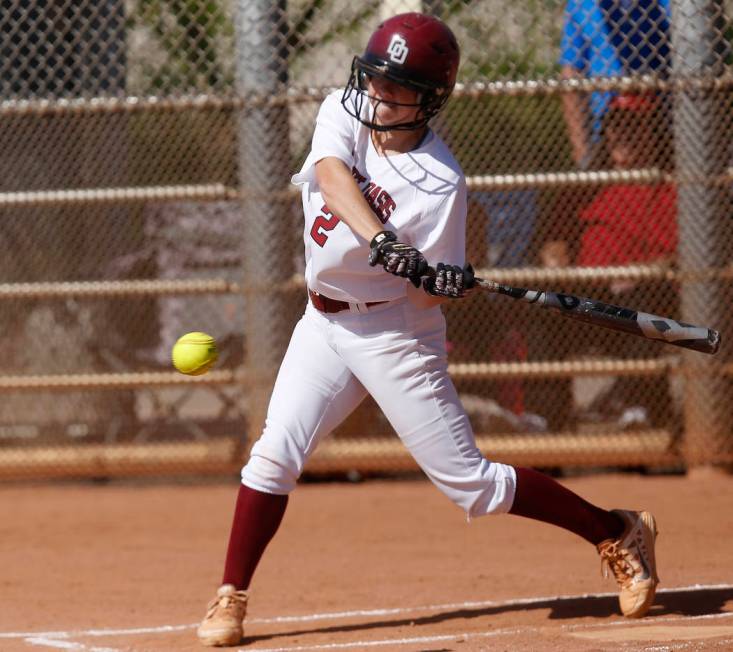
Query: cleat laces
598,540,644,588
204,590,248,621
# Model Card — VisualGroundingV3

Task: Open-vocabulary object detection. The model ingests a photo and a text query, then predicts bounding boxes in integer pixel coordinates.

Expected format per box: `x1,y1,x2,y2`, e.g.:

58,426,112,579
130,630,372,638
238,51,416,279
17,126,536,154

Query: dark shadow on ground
243,585,733,645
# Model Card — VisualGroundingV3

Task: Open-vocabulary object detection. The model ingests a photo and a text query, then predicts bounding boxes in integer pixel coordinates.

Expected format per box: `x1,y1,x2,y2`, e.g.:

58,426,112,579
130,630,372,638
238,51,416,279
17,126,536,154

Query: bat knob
464,264,476,289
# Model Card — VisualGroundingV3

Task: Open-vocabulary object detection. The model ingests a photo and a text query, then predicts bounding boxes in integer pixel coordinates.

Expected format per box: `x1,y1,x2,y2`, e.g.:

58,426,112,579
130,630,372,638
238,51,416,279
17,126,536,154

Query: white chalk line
644,640,733,652
240,627,733,652
2,582,731,650
0,624,195,640
240,613,733,652
238,628,525,651
24,637,119,652
16,615,733,652
245,583,733,625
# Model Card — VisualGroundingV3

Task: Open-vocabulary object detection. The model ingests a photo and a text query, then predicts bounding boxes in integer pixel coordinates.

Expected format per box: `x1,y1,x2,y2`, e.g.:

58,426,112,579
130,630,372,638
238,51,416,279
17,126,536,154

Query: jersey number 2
310,205,341,247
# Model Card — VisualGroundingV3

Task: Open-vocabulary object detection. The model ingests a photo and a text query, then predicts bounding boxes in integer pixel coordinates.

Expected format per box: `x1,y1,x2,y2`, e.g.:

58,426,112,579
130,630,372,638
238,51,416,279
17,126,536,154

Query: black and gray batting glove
422,263,475,298
368,230,428,288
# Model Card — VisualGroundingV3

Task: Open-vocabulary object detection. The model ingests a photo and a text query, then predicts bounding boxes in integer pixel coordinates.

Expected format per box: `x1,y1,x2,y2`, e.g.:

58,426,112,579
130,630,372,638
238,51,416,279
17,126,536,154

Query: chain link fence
1,0,731,479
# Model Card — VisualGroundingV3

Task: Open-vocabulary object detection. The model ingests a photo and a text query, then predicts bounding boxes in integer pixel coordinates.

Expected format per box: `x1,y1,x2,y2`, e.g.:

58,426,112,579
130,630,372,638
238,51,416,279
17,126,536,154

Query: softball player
197,13,659,647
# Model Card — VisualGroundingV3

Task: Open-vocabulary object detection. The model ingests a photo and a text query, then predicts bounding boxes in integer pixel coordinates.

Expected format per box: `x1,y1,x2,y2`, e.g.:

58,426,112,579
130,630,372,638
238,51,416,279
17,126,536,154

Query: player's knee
435,460,517,518
241,454,298,494
240,425,305,494
468,462,516,517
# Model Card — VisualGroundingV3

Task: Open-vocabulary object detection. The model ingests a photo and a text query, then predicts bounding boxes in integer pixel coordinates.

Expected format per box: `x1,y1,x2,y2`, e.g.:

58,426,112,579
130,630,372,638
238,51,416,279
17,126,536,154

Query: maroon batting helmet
341,12,460,131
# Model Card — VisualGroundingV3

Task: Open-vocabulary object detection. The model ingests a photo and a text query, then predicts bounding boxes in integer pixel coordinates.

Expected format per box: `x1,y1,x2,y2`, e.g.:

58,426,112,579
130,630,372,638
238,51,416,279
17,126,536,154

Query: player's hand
368,230,428,288
422,263,475,298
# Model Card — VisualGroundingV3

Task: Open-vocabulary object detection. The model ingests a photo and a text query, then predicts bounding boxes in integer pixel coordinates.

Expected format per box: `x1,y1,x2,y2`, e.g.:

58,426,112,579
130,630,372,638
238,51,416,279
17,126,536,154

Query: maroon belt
308,289,388,314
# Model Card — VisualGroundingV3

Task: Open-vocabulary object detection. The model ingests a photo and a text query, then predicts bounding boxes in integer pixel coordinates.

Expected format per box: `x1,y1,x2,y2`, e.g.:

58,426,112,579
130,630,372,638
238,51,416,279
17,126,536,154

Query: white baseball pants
241,297,516,517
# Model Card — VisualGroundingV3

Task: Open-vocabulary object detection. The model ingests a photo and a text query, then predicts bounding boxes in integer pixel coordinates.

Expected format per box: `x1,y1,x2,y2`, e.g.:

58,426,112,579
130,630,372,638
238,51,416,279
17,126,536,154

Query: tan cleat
197,584,249,647
597,509,659,618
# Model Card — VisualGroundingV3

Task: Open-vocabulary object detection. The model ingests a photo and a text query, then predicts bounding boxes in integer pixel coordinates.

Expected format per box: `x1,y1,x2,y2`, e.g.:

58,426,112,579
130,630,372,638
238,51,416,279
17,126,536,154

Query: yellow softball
171,332,219,376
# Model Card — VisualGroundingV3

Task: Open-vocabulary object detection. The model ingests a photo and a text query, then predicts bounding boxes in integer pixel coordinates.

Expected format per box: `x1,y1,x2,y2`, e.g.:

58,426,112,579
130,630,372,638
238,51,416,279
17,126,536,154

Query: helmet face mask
341,13,459,132
343,56,447,132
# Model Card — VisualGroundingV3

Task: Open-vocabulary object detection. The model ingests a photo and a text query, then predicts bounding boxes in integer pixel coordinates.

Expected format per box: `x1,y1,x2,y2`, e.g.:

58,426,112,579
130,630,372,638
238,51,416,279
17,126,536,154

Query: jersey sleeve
408,175,467,267
291,92,356,186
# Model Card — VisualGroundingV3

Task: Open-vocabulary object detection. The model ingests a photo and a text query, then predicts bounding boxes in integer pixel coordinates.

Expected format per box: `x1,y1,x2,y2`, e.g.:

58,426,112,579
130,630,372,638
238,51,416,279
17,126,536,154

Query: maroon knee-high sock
509,467,624,545
221,484,289,590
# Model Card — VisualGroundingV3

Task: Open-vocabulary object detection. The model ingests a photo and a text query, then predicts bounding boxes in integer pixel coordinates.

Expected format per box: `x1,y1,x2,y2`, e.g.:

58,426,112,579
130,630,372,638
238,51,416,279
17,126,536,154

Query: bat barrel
636,312,721,354
471,275,721,355
542,292,721,355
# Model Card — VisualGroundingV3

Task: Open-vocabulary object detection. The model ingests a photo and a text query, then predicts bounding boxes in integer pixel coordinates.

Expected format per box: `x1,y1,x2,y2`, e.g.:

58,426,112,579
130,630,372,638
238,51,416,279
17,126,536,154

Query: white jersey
291,90,467,303
243,90,517,522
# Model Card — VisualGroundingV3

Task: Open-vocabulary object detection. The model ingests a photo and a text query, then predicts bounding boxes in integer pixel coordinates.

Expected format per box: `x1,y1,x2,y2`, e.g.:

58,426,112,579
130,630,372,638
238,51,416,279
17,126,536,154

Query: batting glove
368,230,428,288
423,263,475,298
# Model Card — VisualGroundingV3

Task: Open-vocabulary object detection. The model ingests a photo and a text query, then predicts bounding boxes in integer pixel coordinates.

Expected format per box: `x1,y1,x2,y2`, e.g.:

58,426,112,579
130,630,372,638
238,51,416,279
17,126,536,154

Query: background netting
1,0,732,479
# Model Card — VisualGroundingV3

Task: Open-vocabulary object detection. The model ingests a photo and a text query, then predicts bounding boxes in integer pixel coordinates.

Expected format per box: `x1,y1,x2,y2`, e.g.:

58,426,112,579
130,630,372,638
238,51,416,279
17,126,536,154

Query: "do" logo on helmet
386,34,409,64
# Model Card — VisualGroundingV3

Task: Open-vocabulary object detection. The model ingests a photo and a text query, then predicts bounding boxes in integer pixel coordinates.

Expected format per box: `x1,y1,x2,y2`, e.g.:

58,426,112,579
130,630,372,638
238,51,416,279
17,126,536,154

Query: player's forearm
315,157,385,242
560,66,589,165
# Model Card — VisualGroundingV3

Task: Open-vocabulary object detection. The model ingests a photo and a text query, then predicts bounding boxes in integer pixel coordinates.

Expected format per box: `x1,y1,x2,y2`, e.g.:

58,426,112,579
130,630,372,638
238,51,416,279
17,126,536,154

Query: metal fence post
234,0,294,457
672,0,733,467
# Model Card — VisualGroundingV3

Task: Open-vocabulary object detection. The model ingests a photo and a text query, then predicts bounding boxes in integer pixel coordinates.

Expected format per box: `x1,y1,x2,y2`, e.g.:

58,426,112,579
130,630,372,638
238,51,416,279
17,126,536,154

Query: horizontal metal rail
470,168,668,190
0,278,241,300
0,429,683,480
449,357,676,380
2,166,730,208
470,168,732,189
472,263,733,284
1,72,732,117
0,184,238,207
0,369,240,392
0,439,241,480
2,262,731,301
475,263,674,284
453,71,733,97
0,357,729,393
305,430,681,472
0,94,246,117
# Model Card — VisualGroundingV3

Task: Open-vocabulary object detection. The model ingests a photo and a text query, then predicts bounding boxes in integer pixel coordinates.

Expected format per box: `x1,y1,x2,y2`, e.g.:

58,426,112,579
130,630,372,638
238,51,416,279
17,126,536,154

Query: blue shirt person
559,0,671,167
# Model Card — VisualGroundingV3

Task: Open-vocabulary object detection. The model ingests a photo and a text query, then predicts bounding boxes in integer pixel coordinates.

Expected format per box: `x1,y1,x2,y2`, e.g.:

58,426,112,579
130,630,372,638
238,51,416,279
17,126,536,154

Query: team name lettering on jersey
351,165,367,184
309,169,397,246
352,166,396,224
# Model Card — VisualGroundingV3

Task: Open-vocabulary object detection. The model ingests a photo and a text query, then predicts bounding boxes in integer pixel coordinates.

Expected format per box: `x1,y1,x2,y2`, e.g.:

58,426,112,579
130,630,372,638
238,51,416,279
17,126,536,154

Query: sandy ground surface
1,471,732,651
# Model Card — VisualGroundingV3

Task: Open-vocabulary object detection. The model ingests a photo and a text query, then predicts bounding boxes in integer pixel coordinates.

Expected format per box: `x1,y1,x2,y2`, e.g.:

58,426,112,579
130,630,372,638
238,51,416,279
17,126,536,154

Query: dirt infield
1,471,732,651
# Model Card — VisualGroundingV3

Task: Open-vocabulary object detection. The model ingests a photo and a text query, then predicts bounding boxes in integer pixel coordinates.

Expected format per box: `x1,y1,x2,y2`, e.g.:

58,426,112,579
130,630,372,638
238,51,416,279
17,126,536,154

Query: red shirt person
578,183,677,266
578,93,676,268
575,93,678,431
